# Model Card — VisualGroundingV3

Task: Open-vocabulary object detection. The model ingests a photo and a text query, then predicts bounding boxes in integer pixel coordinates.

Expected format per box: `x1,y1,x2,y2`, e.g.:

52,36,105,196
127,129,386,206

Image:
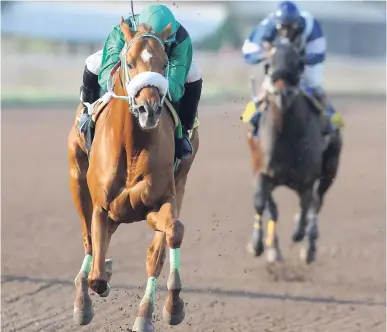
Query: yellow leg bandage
253,214,261,229
266,220,276,246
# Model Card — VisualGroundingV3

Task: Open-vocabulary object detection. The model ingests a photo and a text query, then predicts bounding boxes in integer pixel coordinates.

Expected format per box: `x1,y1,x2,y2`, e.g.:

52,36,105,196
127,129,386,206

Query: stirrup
78,112,91,134
180,136,193,159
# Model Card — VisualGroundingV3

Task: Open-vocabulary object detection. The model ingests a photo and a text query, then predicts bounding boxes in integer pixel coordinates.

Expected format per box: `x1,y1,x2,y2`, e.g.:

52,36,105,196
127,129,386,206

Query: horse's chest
270,143,319,185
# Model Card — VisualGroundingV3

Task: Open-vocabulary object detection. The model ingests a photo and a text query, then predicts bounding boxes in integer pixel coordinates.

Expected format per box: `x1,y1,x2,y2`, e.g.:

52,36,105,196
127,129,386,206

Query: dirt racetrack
2,97,386,332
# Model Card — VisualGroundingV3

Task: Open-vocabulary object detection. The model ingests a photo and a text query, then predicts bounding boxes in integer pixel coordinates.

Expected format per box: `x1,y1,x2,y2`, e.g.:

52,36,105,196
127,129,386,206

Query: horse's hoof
266,247,279,263
86,260,113,297
73,303,94,325
99,282,111,297
300,244,316,264
251,228,265,256
88,278,109,297
162,300,185,325
132,317,155,332
74,271,94,325
247,240,264,257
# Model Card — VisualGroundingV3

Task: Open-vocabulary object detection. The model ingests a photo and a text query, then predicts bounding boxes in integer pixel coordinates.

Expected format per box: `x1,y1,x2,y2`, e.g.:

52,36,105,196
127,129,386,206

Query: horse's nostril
139,105,147,114
145,101,161,114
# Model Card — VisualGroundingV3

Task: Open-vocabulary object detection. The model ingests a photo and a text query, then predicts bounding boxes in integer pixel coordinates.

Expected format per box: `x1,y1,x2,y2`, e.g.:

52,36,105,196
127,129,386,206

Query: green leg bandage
80,254,92,274
169,248,181,273
140,276,157,306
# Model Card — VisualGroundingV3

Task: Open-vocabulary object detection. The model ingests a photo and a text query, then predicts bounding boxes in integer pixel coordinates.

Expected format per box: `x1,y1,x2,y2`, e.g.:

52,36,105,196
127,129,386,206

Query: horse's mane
135,23,155,36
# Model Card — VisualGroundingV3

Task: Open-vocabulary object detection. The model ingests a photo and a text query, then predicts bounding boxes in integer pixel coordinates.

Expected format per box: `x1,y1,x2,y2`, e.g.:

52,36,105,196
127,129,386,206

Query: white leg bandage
85,49,103,75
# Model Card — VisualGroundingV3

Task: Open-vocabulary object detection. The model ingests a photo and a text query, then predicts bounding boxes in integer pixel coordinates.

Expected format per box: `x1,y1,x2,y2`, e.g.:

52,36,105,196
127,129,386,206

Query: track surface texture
2,97,386,332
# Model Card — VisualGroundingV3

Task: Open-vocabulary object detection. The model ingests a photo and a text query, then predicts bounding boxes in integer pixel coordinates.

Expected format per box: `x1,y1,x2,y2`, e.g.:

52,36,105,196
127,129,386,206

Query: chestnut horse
67,19,199,332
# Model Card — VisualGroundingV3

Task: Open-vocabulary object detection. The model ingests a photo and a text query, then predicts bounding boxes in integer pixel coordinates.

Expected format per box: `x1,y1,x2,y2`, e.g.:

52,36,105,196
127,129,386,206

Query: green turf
2,84,384,108
1,84,246,106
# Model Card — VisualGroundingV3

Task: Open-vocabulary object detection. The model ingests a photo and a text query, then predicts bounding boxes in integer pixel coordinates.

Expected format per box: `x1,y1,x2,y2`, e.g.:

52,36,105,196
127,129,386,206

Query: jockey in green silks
79,4,202,159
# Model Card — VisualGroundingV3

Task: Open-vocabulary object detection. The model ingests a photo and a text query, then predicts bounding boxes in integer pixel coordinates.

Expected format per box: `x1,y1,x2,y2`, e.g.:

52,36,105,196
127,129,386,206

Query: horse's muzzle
137,102,162,130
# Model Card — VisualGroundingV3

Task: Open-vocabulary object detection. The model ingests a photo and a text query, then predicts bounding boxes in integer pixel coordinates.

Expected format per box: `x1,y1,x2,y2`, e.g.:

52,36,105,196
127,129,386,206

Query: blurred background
1,0,386,106
2,3,386,331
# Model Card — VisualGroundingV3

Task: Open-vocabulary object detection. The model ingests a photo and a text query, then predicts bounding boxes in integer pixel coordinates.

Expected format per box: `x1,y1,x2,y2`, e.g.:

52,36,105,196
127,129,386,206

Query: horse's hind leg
316,132,342,214
146,202,185,326
293,188,313,243
301,135,342,265
248,174,273,257
265,194,283,263
132,231,167,332
68,126,94,325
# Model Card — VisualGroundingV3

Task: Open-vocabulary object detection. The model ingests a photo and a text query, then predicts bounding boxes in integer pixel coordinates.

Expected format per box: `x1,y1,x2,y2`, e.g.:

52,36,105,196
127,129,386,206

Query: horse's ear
120,16,134,43
158,23,172,42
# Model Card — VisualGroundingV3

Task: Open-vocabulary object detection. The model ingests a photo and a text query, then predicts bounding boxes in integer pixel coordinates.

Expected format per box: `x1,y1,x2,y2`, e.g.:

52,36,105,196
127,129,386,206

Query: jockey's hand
262,46,276,62
262,41,272,51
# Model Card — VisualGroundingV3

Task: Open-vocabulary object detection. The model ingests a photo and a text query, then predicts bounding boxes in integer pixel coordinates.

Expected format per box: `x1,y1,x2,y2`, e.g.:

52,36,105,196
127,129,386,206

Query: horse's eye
127,63,133,69
163,63,168,69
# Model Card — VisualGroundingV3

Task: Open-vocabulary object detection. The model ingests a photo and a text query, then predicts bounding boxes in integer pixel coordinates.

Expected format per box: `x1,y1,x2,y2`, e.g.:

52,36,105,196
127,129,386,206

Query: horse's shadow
2,274,384,308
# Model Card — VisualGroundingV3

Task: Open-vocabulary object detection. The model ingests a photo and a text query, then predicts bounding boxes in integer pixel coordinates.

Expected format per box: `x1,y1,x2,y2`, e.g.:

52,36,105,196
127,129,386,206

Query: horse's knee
253,189,265,214
166,220,184,248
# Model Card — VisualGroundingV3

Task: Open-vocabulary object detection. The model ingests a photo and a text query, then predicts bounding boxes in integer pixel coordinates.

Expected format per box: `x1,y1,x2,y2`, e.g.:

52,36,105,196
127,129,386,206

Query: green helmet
138,4,178,43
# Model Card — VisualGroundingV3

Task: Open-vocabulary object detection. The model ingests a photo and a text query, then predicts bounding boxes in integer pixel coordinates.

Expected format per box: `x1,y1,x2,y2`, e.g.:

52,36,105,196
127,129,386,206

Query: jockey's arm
168,36,193,103
98,25,126,93
303,17,326,66
242,15,276,65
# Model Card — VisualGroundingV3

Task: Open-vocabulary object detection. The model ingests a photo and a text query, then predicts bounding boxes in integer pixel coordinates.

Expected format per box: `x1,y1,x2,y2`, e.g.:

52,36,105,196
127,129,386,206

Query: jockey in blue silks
242,1,344,136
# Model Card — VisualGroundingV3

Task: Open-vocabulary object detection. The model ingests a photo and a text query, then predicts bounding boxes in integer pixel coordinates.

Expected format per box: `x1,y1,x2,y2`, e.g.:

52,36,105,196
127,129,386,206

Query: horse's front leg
293,187,319,264
132,231,167,332
248,173,273,257
68,125,95,325
265,194,283,263
88,206,110,296
147,201,185,326
292,188,313,243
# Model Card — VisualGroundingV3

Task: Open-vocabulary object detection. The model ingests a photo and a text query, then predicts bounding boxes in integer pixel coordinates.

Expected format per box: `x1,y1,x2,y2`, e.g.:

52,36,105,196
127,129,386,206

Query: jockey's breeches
260,63,325,95
300,63,324,91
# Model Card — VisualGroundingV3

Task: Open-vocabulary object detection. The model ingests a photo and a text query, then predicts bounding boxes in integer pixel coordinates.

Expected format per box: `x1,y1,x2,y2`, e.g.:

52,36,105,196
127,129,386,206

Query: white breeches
186,61,202,83
259,63,324,96
85,49,103,75
85,49,202,84
300,63,324,89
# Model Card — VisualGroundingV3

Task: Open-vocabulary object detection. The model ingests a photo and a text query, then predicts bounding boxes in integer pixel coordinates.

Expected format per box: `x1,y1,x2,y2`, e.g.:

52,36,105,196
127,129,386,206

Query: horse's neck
111,74,157,149
285,95,309,127
268,95,309,140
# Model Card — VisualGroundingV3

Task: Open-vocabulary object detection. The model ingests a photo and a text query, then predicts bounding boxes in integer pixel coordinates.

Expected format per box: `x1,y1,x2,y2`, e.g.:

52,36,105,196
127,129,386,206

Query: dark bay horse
67,19,199,332
244,41,342,264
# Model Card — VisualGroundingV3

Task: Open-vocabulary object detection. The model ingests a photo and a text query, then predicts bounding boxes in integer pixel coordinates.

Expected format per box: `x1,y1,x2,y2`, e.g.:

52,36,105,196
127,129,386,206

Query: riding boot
175,79,202,159
249,90,268,137
78,66,100,134
313,88,344,133
249,110,262,137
